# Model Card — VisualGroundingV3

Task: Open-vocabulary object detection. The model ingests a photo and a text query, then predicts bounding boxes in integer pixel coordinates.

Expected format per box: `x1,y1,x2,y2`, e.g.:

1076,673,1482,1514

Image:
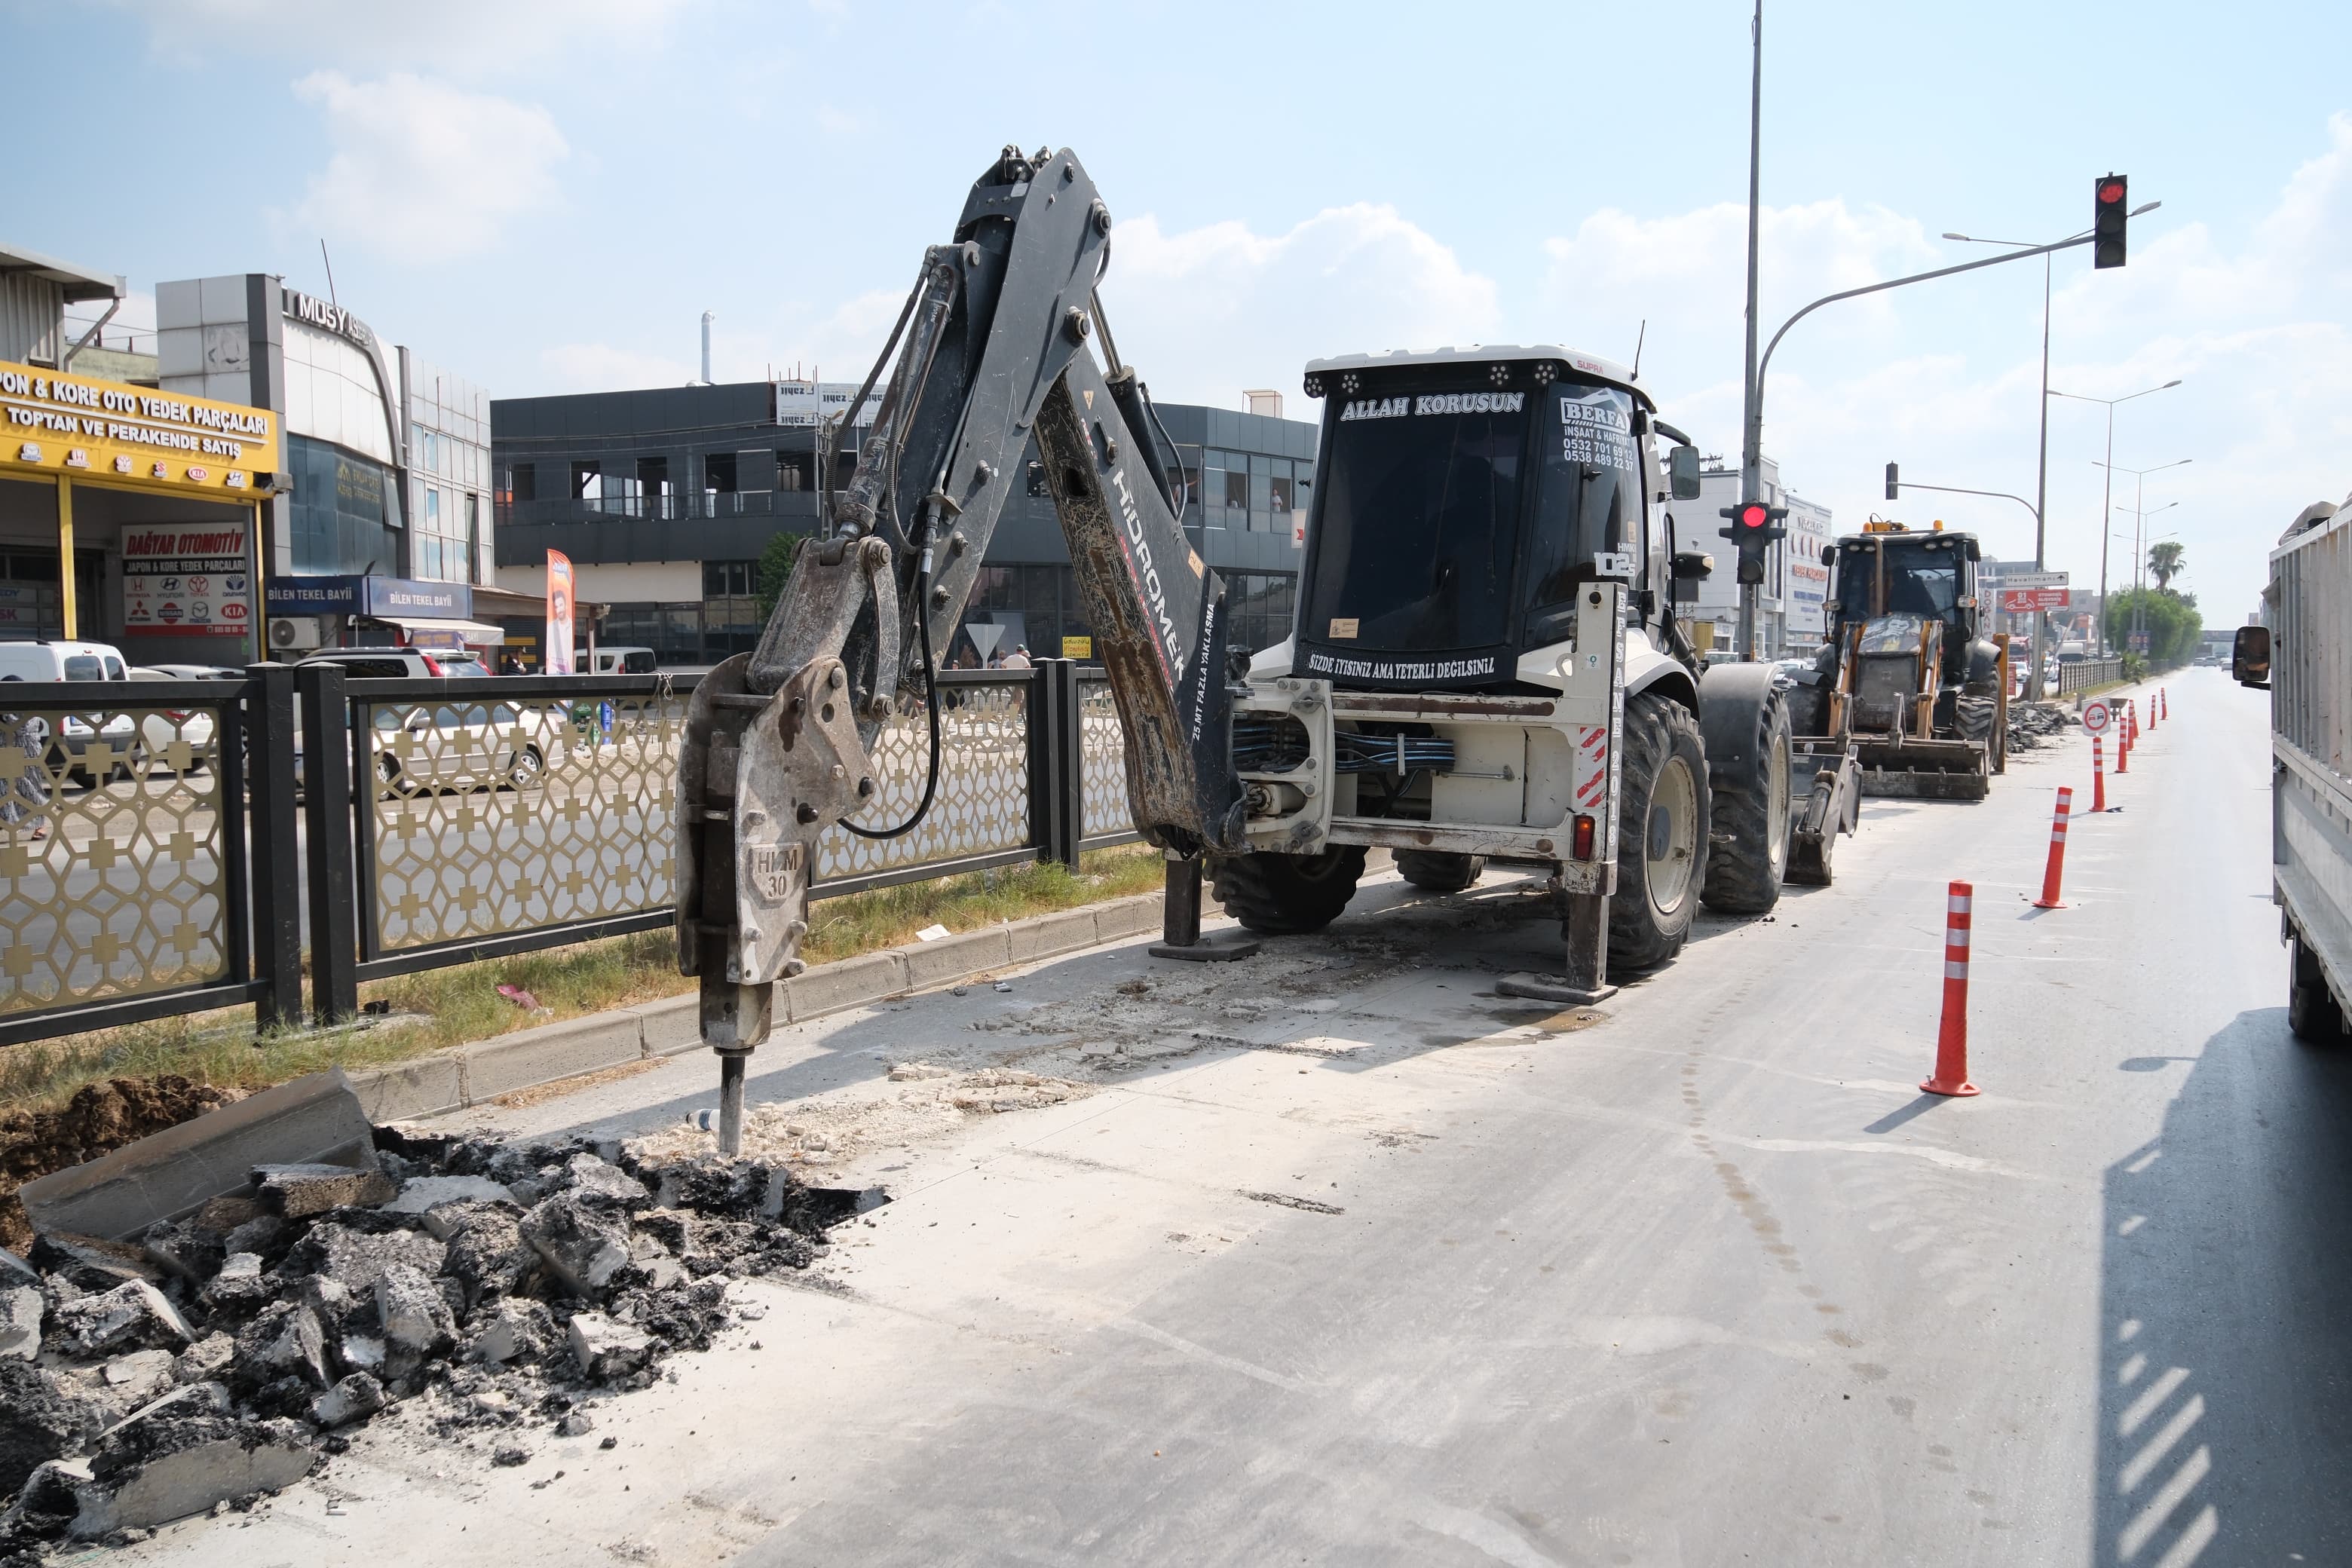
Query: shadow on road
2095,1006,2352,1566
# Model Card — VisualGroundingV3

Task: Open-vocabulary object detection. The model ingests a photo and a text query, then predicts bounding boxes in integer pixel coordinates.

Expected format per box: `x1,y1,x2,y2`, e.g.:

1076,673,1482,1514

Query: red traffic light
1737,502,1771,530
2098,179,2127,205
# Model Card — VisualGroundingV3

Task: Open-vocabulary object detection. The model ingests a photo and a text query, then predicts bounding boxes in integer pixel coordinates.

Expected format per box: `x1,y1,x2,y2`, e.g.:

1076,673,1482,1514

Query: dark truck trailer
2237,500,2352,1040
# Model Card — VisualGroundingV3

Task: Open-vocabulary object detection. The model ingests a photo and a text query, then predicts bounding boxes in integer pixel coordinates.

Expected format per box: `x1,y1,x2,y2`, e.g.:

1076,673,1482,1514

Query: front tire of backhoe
1609,693,1710,972
1208,846,1367,936
1396,850,1485,893
1701,684,1793,915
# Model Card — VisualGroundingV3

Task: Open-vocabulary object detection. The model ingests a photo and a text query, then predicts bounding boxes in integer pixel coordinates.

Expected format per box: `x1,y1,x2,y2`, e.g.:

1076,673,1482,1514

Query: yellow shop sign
0,360,279,497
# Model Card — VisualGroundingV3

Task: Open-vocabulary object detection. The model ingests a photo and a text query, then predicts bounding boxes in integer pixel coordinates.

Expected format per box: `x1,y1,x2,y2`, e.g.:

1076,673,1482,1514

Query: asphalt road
133,670,2321,1567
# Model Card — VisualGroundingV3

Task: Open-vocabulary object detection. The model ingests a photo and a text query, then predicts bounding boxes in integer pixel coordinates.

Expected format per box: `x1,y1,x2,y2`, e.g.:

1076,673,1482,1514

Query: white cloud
276,72,568,263
539,341,698,393
1088,203,1500,411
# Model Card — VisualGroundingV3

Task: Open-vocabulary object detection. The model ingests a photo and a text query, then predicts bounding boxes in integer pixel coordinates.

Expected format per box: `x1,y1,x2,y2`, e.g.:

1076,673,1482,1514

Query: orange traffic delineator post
2035,787,2075,908
2117,722,2130,773
2161,687,2168,721
1922,880,1980,1096
2090,736,2107,812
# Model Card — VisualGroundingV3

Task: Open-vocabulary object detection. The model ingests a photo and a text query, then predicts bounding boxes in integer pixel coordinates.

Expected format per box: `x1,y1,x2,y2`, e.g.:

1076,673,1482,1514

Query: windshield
1523,384,1640,640
1301,390,1528,656
1886,554,1959,616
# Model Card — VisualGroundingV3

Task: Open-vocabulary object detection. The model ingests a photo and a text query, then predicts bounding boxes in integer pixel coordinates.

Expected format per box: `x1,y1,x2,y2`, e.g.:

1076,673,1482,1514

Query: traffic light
1885,461,1900,501
2094,173,2129,269
1720,498,1788,586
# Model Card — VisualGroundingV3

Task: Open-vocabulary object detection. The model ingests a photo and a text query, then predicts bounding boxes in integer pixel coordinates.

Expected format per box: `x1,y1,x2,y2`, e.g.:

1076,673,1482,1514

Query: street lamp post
2092,458,2189,653
2050,381,2183,654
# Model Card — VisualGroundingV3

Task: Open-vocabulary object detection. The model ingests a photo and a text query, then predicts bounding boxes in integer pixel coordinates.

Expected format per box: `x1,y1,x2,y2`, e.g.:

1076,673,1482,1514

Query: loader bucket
1854,735,1991,801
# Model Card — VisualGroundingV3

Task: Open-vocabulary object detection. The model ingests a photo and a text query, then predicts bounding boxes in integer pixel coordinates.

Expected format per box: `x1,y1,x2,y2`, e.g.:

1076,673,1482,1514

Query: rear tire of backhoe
1396,850,1485,894
1208,846,1367,936
1699,681,1793,916
1609,693,1710,972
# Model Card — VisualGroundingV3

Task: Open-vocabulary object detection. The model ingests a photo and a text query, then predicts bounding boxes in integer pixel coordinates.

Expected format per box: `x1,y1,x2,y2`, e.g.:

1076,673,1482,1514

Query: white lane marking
1740,1137,2042,1180
2122,1392,2206,1495
2120,1366,2191,1438
2118,1444,2211,1561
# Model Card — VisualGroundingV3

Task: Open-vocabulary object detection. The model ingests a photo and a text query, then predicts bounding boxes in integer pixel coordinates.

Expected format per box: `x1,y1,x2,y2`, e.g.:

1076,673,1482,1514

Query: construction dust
631,1067,1098,1172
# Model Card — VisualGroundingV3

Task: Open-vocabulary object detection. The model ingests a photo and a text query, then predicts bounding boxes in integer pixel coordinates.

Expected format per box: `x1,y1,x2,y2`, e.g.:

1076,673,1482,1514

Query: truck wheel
1700,687,1792,914
1396,850,1484,893
2289,932,2347,1043
1208,846,1367,936
1955,694,1998,747
1609,693,1710,971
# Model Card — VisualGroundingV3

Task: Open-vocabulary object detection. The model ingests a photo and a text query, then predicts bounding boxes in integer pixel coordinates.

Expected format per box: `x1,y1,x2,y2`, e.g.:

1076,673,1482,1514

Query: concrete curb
350,890,1167,1119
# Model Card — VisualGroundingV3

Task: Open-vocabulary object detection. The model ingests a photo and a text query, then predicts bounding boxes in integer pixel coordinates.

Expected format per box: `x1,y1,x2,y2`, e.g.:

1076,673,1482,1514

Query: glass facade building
490,382,1316,669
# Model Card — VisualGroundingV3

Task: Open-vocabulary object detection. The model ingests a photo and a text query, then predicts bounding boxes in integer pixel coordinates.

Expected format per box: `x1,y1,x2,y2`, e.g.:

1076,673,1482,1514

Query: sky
14,0,2352,627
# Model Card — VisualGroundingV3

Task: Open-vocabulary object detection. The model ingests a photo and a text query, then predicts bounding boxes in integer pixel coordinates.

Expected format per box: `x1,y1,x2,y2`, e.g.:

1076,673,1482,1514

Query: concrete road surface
134,671,2326,1567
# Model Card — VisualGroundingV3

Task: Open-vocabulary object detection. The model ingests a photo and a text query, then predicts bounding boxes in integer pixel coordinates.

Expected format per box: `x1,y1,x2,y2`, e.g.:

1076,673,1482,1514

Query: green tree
2147,539,2186,590
2106,586,2203,668
753,531,805,625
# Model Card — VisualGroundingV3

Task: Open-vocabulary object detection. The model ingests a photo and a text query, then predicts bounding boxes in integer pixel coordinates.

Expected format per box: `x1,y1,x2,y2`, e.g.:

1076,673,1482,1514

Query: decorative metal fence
0,658,1140,1046
2059,657,2126,696
0,675,299,1047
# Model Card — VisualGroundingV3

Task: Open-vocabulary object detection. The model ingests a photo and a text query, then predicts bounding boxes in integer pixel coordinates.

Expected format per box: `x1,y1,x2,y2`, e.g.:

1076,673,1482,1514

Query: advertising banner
121,522,251,638
546,550,575,674
2000,586,2071,613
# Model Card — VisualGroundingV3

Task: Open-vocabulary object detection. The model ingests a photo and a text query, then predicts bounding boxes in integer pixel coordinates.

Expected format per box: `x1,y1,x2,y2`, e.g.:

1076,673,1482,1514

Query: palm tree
2148,539,2185,591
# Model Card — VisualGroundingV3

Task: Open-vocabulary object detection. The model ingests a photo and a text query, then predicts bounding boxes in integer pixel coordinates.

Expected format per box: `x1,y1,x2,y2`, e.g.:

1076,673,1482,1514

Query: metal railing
496,490,826,528
0,660,1141,1045
2058,657,2125,696
0,675,299,1046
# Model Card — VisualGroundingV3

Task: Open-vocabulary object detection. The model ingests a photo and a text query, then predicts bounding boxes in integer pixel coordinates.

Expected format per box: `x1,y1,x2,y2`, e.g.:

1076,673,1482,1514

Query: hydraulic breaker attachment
1785,736,1860,885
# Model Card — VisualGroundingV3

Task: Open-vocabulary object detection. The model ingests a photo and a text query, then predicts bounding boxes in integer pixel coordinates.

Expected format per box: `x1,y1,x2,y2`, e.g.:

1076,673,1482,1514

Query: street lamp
2050,380,2183,653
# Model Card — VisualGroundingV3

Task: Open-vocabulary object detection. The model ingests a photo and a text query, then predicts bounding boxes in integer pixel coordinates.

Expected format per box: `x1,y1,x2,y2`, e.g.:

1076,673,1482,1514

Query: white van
0,639,140,777
588,647,657,675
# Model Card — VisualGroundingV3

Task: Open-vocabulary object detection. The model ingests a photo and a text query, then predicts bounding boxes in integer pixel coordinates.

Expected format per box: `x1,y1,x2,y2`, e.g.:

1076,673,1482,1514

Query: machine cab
1291,346,1661,694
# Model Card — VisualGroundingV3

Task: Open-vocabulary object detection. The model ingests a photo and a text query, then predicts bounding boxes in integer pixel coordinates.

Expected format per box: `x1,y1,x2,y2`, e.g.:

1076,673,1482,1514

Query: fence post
245,663,304,1031
1051,660,1083,869
295,660,359,1025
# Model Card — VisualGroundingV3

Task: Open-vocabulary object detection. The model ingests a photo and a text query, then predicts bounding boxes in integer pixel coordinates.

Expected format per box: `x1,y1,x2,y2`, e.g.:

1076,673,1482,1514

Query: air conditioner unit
268,617,322,651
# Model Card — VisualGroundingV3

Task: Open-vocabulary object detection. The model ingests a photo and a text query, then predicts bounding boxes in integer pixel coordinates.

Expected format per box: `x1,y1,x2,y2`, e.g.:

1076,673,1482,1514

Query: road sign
1989,570,2069,591
2130,632,2150,654
2001,586,2071,613
2082,698,2113,735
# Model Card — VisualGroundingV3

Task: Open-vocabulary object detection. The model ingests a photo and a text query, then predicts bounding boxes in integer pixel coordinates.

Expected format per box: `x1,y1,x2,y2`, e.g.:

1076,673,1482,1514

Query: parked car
372,699,563,792
297,647,455,680
125,667,225,773
0,639,141,779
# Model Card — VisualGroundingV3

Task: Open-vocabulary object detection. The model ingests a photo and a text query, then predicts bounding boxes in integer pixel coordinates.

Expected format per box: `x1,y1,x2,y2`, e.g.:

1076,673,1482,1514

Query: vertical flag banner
547,550,575,674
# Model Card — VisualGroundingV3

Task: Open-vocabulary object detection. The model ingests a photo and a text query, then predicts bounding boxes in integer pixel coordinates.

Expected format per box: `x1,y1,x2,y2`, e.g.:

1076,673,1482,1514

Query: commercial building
1,243,283,663
1679,459,1833,657
490,381,1316,668
155,276,501,654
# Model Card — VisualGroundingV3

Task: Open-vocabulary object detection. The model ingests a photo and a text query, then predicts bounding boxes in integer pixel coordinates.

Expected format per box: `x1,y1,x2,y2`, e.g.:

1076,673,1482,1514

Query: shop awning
378,616,505,648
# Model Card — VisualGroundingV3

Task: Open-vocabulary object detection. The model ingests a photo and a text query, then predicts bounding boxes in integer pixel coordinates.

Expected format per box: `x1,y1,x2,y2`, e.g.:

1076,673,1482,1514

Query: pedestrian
0,675,51,841
1002,645,1032,670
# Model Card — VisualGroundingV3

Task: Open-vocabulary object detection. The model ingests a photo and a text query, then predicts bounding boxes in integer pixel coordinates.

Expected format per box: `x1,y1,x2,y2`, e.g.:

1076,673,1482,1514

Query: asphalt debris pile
1,1129,859,1558
2005,700,2077,753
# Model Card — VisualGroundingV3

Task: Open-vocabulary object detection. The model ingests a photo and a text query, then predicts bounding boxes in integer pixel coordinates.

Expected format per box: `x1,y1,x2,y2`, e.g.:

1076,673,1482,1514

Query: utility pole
1737,0,1765,662
2032,253,2050,683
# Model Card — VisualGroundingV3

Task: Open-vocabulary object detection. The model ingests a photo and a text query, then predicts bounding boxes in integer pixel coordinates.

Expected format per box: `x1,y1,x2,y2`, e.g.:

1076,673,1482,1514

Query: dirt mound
0,1077,246,1252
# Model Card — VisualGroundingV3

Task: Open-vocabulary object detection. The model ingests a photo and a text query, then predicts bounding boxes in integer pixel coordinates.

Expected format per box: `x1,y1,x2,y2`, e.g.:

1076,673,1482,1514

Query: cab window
63,656,103,681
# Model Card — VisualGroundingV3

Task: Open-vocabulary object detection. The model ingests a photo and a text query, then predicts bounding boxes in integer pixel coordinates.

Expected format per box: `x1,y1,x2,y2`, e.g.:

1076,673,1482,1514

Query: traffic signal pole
1737,0,1766,660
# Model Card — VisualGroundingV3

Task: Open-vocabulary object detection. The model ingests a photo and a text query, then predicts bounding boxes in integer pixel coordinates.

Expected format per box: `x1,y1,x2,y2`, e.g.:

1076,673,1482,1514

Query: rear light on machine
1571,813,1597,861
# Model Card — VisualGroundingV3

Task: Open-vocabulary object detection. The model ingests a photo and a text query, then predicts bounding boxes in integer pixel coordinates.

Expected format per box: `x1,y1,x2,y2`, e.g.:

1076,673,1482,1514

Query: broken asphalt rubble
0,1093,875,1561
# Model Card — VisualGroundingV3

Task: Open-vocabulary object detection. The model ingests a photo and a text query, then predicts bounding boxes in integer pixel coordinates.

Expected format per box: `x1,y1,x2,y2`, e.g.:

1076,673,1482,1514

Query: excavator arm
677,146,1246,1144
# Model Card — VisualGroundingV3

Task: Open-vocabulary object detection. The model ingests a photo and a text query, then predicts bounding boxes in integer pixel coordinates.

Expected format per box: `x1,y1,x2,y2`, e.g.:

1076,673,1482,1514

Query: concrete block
18,1070,376,1242
782,951,906,1022
633,994,703,1057
1005,908,1100,966
903,926,1012,993
72,1423,315,1536
455,1012,644,1104
253,1163,396,1218
1093,893,1166,942
351,1056,464,1122
567,1312,653,1379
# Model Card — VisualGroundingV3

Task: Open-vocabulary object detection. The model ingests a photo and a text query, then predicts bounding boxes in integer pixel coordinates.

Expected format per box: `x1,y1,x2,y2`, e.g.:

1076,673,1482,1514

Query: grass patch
1,843,1163,1119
